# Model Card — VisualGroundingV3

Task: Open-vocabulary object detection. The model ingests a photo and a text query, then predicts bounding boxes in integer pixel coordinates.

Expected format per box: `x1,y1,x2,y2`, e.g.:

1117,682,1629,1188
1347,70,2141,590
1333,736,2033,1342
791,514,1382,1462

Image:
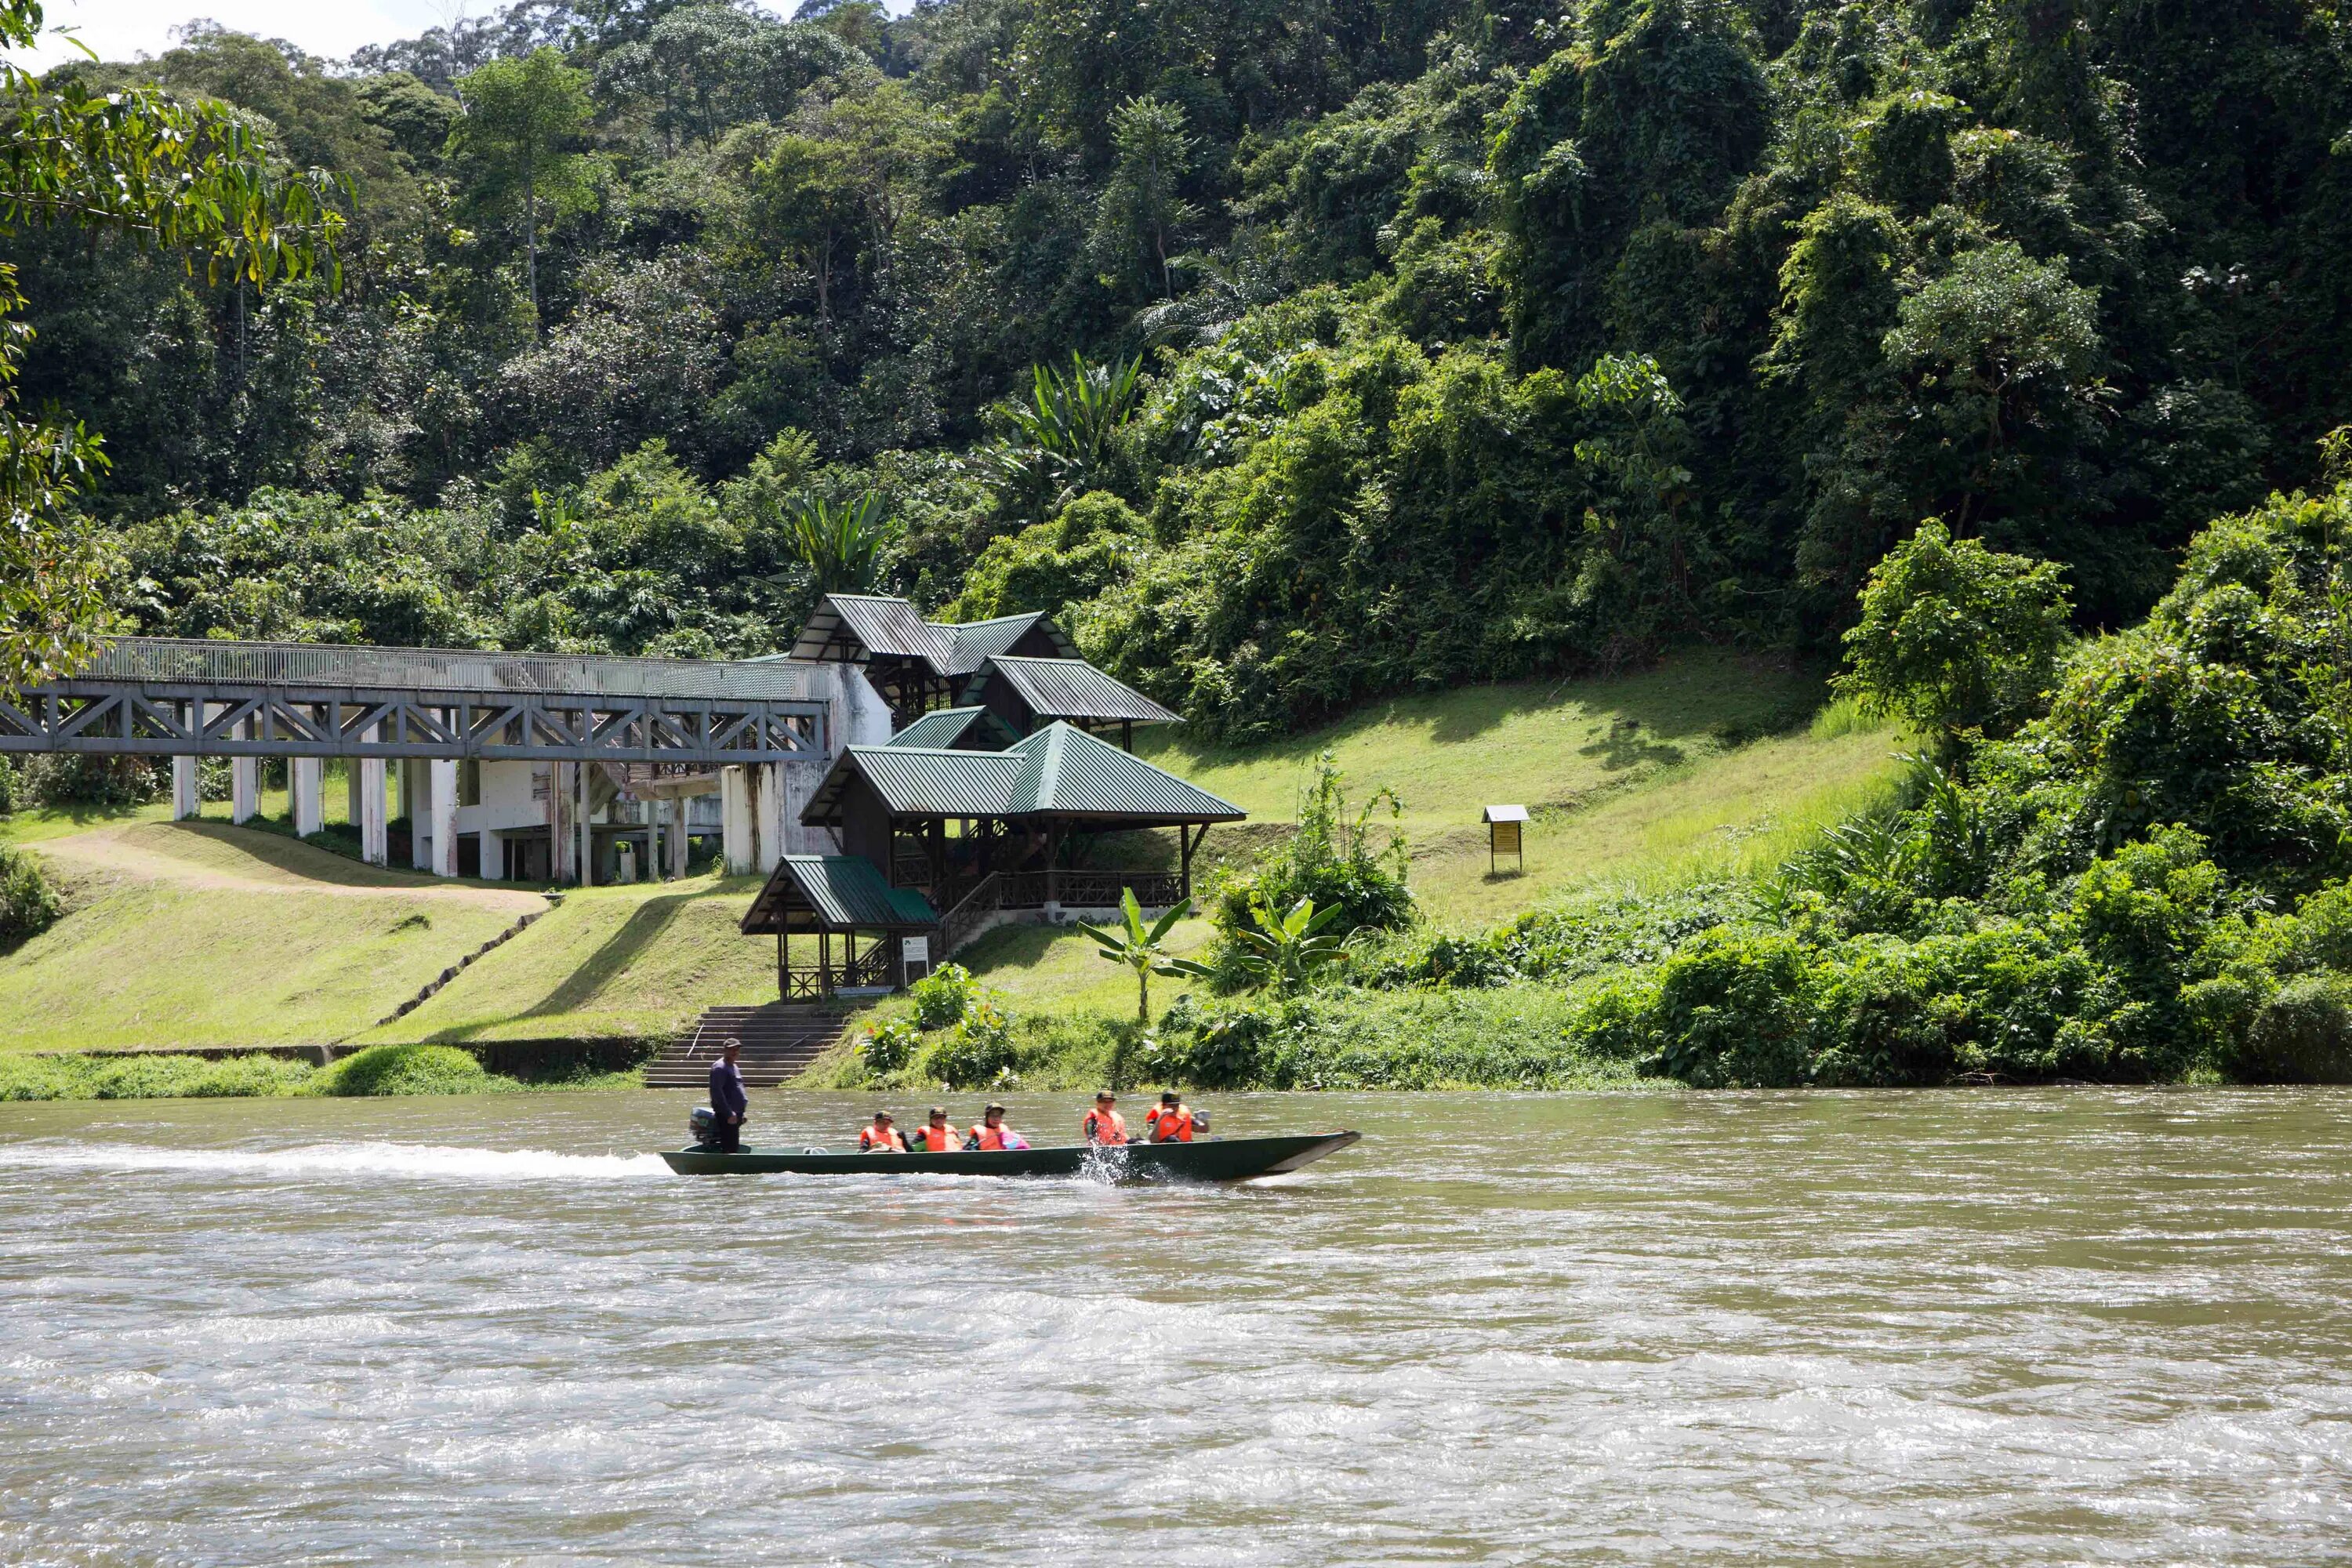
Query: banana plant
1230,895,1348,994
1076,888,1208,1024
785,492,891,594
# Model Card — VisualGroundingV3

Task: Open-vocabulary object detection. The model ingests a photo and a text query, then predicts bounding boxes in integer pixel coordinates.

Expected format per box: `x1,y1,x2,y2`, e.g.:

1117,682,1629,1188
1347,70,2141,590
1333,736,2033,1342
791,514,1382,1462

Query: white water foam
0,1141,671,1183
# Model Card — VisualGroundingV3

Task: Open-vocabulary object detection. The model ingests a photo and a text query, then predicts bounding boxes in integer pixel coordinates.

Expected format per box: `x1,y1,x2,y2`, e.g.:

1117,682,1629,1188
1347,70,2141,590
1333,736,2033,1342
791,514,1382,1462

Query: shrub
0,756,15,815
314,1044,494,1096
857,1017,921,1078
2245,974,2352,1083
908,963,978,1029
1213,752,1412,969
17,754,165,808
922,996,1019,1087
0,844,62,948
0,1052,316,1102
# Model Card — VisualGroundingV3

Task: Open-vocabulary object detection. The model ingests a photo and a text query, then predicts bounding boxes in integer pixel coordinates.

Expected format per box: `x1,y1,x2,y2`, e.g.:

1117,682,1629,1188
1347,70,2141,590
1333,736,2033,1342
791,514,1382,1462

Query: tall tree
0,0,341,696
1091,94,1198,299
447,46,591,325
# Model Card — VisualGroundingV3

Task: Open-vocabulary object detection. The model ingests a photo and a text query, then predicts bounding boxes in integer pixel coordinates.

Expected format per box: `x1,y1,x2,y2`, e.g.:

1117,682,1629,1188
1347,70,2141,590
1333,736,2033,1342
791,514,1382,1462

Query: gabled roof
938,612,1076,674
966,655,1180,726
788,595,1078,677
802,722,1245,826
1483,804,1530,823
741,855,940,935
789,593,953,666
884,706,1022,751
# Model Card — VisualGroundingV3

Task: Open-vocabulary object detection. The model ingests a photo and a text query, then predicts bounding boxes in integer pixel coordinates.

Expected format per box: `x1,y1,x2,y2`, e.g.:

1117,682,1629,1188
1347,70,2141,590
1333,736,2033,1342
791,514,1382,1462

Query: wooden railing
936,872,1004,959
997,870,1185,909
842,942,895,989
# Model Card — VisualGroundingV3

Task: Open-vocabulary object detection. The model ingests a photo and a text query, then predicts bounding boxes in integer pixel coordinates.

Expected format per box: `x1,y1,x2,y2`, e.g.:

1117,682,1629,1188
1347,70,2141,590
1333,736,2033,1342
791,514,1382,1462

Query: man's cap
928,1105,947,1119
1094,1091,1116,1102
984,1102,1007,1115
722,1036,742,1051
873,1109,895,1121
1160,1091,1180,1103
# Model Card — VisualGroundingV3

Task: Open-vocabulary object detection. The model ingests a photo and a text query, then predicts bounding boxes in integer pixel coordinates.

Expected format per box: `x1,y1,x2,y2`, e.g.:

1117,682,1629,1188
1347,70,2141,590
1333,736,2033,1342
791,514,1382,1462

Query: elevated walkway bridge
1,637,837,880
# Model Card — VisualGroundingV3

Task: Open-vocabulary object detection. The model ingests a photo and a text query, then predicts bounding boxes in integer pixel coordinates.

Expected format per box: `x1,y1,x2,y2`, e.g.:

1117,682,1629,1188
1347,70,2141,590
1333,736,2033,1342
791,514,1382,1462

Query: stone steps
641,1004,851,1088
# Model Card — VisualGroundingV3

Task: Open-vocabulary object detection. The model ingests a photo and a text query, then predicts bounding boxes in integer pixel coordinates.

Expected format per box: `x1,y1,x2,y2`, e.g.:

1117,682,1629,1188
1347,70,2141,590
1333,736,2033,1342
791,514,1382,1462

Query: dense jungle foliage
16,0,2352,742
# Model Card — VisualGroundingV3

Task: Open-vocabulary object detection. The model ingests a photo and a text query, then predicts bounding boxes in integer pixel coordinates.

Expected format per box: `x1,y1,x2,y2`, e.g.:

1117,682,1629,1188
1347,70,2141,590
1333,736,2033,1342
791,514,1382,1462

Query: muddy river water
2,1087,2349,1564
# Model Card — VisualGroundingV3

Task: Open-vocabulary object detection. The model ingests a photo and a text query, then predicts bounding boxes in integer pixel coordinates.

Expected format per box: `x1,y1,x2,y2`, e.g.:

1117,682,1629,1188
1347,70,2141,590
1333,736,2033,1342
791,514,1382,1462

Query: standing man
708,1039,748,1154
1083,1091,1127,1145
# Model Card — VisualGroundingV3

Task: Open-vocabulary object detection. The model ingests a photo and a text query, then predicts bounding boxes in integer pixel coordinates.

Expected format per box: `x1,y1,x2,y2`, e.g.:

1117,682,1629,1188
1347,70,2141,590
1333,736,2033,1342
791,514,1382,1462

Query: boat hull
658,1131,1360,1181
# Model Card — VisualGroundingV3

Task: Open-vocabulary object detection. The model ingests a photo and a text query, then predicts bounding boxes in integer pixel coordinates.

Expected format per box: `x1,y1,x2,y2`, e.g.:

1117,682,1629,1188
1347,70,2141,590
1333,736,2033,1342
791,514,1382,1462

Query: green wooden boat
658,1131,1360,1181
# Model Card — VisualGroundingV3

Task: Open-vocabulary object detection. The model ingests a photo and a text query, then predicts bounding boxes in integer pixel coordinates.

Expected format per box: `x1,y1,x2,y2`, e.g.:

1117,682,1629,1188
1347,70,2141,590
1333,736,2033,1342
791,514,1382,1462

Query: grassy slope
0,823,538,1051
361,873,782,1044
1140,651,1901,924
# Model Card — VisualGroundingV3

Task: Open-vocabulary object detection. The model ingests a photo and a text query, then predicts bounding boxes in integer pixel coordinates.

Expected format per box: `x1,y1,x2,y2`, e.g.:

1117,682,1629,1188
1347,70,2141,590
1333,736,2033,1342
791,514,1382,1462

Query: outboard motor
688,1106,724,1150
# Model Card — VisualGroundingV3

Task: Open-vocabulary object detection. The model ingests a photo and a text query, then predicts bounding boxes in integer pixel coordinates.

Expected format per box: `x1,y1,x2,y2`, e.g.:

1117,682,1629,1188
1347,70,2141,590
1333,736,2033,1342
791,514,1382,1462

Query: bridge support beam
666,798,688,880
720,765,753,877
291,758,322,837
171,756,201,821
430,759,459,878
756,762,787,876
359,724,387,866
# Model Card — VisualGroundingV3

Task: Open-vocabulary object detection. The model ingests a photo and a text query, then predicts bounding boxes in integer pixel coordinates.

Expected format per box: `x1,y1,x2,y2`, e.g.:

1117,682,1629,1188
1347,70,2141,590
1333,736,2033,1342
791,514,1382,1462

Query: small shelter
801,720,1245,915
1483,804,1528,874
740,854,941,998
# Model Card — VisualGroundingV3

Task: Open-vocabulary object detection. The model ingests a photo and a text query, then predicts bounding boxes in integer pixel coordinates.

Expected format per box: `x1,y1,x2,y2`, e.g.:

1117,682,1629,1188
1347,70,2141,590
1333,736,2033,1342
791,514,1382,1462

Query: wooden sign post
1483,804,1528,875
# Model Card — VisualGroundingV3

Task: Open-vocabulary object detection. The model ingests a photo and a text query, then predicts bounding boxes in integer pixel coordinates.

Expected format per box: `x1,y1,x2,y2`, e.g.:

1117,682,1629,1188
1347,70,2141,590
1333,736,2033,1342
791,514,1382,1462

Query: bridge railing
65,637,824,703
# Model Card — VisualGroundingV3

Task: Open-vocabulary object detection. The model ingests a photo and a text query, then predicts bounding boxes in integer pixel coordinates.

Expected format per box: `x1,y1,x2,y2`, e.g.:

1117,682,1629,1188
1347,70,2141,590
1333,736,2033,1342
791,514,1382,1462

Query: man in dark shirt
708,1039,748,1153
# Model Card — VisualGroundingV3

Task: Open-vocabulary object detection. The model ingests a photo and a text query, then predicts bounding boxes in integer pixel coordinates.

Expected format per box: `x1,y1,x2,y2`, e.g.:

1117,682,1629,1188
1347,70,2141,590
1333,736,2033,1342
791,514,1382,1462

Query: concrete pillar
171,755,201,821
430,759,459,878
666,798,688,880
756,762,787,875
359,725,388,866
347,755,361,829
479,829,503,883
720,766,753,876
292,757,323,837
230,739,259,825
408,762,432,870
544,763,568,884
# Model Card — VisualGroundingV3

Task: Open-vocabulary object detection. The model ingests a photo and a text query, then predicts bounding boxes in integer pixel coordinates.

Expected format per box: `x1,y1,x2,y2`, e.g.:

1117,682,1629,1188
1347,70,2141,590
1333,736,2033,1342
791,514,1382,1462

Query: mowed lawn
365,873,794,1044
0,823,540,1052
1138,651,1906,924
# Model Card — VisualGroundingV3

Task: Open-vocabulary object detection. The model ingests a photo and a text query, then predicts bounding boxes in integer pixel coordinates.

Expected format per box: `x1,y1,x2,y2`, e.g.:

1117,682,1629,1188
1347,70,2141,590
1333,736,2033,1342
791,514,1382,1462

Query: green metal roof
967,655,1180,724
939,612,1073,674
741,854,940,934
884,706,1021,750
788,596,1076,677
802,722,1244,826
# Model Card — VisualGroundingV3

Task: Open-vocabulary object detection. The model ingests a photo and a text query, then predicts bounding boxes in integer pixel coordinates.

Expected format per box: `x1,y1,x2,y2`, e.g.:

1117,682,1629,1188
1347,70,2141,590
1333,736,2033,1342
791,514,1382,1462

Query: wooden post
820,929,831,998
776,931,786,1003
1180,822,1200,902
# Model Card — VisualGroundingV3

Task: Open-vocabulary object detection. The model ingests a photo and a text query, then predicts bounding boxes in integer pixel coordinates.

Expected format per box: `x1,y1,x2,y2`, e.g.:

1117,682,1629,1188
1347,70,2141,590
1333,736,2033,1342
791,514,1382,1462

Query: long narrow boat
659,1131,1360,1181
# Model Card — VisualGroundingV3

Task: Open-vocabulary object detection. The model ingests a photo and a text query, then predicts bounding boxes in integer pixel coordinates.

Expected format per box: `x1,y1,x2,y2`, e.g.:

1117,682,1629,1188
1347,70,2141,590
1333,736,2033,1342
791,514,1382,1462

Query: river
2,1088,2349,1564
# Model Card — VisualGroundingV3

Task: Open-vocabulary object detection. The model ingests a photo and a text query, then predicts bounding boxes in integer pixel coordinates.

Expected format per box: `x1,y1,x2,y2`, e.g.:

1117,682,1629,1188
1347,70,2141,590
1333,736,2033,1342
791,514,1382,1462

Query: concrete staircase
641,1004,851,1089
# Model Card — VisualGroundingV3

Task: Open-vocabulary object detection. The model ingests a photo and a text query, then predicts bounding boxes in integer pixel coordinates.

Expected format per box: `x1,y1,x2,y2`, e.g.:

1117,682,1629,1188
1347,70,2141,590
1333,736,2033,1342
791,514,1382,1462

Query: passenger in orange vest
967,1103,1029,1151
857,1111,906,1152
914,1106,962,1152
1083,1091,1127,1145
1144,1090,1195,1143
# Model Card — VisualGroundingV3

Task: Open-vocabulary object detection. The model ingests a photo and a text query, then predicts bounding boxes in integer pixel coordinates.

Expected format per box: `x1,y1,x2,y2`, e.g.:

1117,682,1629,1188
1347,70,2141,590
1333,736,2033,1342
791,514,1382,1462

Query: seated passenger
1144,1090,1195,1144
857,1111,906,1152
914,1106,962,1152
968,1103,1028,1150
1083,1091,1127,1145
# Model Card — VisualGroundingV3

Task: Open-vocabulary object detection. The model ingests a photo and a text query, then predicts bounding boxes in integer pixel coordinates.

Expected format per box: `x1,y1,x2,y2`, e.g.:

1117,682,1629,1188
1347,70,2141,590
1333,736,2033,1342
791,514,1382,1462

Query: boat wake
0,1142,671,1183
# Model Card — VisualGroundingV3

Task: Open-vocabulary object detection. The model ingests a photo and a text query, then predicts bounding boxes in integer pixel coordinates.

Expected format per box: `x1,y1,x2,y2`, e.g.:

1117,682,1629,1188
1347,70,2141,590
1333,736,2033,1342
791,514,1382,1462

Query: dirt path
33,824,548,913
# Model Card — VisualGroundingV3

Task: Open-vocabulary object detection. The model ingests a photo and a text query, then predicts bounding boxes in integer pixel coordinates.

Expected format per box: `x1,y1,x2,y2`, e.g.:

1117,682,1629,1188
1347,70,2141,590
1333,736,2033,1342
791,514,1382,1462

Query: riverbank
0,1043,641,1102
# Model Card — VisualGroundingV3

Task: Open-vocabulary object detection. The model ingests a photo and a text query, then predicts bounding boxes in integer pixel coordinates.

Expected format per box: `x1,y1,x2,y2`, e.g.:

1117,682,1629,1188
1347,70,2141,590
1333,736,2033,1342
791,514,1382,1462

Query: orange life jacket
1084,1108,1127,1145
1146,1106,1194,1143
920,1123,960,1151
858,1124,906,1152
970,1123,1007,1150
